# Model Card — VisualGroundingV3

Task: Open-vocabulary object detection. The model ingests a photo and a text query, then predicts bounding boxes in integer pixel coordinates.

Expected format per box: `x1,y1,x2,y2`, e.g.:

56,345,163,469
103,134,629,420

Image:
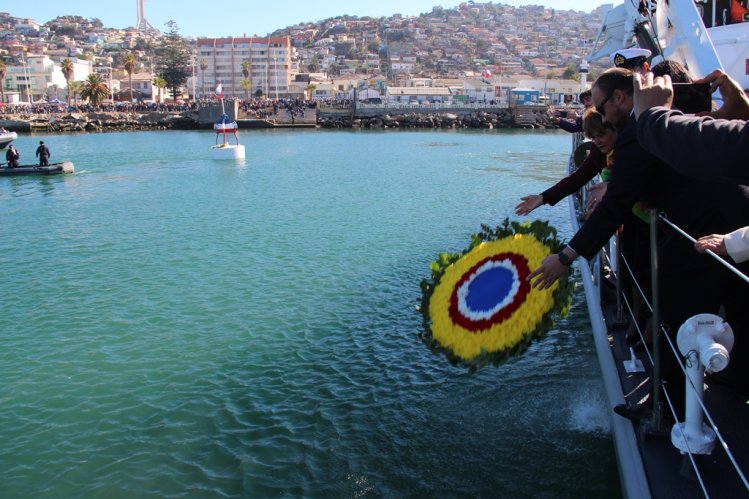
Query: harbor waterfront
0,129,620,497
0,101,558,133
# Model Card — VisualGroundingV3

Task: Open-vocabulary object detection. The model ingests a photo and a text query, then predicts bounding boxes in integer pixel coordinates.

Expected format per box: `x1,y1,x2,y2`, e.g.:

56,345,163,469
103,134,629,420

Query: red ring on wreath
448,252,531,332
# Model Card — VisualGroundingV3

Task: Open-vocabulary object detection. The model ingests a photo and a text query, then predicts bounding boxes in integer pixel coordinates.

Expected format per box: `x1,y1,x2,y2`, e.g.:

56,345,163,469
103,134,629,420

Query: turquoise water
0,129,620,497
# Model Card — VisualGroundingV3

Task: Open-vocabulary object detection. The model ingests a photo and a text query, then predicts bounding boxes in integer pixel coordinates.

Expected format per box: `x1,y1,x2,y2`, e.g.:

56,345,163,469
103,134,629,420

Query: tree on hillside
562,64,579,81
123,52,137,102
154,20,190,101
134,37,154,52
307,56,320,73
80,73,109,105
61,58,74,105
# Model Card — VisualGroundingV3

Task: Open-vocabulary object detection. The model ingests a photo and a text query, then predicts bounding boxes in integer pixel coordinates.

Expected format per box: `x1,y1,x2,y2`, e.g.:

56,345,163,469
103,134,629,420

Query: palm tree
80,73,109,105
305,84,317,101
68,81,82,107
199,58,208,99
152,75,167,103
240,79,252,101
123,52,137,103
0,59,6,104
60,58,74,105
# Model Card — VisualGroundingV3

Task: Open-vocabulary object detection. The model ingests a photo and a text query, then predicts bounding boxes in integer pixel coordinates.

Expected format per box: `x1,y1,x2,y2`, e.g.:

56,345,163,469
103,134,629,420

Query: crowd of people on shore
239,97,315,120
0,101,198,115
0,97,321,122
516,47,749,422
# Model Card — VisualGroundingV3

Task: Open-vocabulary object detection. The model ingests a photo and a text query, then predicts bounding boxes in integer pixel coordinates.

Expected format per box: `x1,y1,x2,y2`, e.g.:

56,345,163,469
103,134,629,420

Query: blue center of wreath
465,266,514,312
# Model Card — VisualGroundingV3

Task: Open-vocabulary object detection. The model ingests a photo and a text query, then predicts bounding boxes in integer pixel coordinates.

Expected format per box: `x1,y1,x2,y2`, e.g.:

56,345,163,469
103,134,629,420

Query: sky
8,1,612,38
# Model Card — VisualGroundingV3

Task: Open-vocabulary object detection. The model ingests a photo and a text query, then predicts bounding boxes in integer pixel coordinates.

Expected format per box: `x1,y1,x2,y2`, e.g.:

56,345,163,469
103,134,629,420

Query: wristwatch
557,251,573,266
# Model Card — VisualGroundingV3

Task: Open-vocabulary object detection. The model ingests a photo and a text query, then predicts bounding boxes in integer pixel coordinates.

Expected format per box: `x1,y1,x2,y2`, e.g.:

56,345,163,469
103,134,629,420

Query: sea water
0,129,620,497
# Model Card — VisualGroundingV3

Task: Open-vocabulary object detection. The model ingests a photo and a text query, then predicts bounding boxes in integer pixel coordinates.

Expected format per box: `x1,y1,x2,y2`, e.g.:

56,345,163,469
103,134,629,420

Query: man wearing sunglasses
528,68,651,289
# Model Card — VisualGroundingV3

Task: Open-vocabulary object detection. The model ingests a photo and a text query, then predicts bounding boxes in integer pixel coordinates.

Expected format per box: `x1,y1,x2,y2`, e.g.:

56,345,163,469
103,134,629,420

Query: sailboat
210,83,245,160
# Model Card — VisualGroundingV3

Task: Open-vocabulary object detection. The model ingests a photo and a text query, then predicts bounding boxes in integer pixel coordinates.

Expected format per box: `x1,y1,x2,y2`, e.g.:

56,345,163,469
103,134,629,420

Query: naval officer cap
610,48,652,69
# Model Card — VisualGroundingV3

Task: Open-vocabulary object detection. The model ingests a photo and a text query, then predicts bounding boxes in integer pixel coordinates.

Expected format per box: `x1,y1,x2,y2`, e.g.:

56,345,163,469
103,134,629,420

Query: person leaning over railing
514,108,615,216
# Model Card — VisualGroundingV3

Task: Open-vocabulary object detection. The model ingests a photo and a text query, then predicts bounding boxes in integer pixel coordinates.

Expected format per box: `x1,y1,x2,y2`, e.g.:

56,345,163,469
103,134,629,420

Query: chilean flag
215,83,223,98
484,69,492,79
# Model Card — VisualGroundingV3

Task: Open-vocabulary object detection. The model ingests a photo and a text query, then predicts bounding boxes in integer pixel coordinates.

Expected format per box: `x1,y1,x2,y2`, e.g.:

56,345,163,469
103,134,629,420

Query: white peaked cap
610,48,652,68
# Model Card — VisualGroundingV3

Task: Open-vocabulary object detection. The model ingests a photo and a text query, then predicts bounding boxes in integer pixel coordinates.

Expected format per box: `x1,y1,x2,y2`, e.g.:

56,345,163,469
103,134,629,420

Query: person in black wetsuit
35,141,50,166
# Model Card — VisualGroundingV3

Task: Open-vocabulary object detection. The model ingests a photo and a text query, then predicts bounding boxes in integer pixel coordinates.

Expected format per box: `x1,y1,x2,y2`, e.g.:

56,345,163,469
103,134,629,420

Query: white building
118,72,153,101
2,55,92,102
197,36,293,99
385,86,452,104
309,82,337,100
515,78,586,104
463,79,495,103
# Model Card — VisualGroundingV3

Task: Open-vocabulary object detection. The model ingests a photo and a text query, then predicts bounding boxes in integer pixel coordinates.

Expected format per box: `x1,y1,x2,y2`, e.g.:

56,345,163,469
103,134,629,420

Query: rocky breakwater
318,109,557,129
0,111,199,133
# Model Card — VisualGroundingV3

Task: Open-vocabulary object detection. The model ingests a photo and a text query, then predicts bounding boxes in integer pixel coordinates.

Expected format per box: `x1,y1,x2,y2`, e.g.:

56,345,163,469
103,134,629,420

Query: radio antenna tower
136,0,159,34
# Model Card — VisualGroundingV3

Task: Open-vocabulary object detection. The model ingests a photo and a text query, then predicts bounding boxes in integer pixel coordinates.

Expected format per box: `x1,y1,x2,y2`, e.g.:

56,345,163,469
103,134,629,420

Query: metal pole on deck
614,232,626,325
648,208,665,431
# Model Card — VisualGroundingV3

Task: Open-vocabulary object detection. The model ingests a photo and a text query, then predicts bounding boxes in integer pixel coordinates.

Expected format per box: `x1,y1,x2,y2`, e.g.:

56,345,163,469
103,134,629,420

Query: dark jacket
542,144,606,206
636,107,749,184
569,112,749,275
36,144,50,158
558,115,583,133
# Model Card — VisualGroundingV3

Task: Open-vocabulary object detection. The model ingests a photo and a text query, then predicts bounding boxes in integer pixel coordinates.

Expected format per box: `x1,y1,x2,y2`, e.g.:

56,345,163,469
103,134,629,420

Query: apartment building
3,55,92,102
196,36,292,99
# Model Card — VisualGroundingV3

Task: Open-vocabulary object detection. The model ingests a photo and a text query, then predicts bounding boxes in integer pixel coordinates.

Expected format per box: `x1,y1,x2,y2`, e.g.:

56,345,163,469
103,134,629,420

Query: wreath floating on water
419,219,575,371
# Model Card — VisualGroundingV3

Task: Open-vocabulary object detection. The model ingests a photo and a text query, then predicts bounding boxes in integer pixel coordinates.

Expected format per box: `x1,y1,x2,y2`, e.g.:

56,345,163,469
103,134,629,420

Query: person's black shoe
614,403,651,421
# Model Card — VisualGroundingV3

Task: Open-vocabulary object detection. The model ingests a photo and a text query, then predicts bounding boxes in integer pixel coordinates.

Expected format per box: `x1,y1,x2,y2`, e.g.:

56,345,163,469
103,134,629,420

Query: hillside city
0,2,613,107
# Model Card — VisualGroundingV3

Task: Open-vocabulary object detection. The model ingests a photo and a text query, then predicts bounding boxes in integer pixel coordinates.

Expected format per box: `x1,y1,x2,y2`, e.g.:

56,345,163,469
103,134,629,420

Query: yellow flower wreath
420,219,574,369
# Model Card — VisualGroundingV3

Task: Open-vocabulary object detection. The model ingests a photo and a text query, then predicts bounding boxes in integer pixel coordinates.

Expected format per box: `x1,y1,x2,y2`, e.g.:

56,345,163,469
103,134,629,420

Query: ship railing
603,207,749,494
